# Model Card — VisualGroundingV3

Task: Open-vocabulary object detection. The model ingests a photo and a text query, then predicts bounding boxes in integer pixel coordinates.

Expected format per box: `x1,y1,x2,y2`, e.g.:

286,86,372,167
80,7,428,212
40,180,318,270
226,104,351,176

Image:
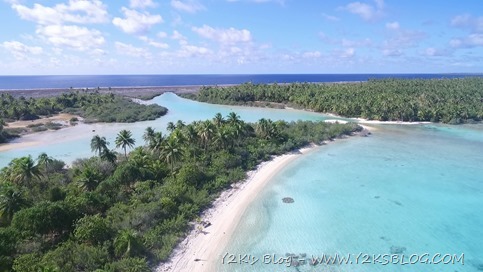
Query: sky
0,0,482,75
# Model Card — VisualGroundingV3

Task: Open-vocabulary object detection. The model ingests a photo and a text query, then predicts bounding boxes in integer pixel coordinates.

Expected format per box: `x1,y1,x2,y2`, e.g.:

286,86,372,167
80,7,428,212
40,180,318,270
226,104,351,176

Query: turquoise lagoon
0,93,338,167
1,93,482,272
220,124,483,272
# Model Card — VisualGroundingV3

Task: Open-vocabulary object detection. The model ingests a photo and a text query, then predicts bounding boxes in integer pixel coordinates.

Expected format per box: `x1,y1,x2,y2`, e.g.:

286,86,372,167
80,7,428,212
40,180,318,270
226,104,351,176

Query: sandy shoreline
0,140,40,152
156,145,318,272
355,118,431,125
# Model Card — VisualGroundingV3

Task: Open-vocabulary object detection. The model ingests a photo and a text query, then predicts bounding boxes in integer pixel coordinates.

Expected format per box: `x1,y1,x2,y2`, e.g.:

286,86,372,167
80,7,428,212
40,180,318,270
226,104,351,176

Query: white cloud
302,51,322,58
382,25,426,52
171,0,205,13
449,14,483,48
91,48,106,56
115,42,151,58
450,34,483,48
139,36,169,49
423,47,449,57
450,14,483,32
157,31,168,38
36,25,105,51
177,44,212,57
339,48,355,58
341,0,384,22
11,0,108,25
130,0,157,9
149,41,170,49
192,25,252,45
386,21,400,30
2,41,43,59
341,38,372,47
172,30,185,40
322,13,340,22
113,8,163,35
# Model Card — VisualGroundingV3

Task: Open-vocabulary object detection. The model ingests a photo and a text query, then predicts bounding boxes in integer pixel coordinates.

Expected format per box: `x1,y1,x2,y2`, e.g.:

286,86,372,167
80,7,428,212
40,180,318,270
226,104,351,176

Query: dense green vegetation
0,91,167,126
185,77,483,124
0,113,361,271
0,119,10,143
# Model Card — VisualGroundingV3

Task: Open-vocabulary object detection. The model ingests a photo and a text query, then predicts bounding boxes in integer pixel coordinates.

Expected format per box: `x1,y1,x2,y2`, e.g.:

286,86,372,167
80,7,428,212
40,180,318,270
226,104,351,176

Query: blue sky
0,0,482,75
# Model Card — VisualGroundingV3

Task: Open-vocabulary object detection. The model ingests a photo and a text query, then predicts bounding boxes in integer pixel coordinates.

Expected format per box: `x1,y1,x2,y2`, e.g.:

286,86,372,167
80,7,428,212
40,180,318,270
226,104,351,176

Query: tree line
0,113,361,271
185,77,483,124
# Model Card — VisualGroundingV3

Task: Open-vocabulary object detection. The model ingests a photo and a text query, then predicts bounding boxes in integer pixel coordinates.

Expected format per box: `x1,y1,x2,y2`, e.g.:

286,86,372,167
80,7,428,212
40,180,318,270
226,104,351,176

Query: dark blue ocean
0,74,480,90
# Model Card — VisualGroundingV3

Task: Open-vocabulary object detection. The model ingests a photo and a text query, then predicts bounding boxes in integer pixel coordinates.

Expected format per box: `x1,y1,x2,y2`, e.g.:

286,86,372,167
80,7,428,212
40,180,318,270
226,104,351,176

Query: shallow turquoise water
0,93,339,167
1,94,482,272
220,124,483,272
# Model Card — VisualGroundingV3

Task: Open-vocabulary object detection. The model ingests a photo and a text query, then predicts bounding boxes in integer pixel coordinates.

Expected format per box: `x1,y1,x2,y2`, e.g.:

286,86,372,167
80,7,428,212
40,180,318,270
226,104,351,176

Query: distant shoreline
0,82,361,99
0,85,204,99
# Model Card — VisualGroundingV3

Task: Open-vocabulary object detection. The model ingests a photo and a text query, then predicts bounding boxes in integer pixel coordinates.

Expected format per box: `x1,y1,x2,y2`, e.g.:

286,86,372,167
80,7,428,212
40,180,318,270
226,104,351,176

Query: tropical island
0,109,361,271
0,77,482,272
184,77,483,124
0,91,168,143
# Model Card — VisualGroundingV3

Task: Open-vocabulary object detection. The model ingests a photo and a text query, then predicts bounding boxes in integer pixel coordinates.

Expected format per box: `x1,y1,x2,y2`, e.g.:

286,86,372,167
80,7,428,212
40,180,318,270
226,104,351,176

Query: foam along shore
354,118,431,125
156,145,319,272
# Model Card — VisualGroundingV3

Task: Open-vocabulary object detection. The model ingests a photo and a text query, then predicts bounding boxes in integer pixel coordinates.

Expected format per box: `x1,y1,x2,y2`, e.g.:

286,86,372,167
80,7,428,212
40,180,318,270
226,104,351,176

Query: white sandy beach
156,145,318,272
355,118,431,125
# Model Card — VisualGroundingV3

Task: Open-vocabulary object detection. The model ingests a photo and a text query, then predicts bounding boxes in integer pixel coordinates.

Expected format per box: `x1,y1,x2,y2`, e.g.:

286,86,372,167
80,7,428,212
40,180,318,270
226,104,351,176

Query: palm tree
128,148,153,178
0,185,30,222
142,127,155,146
183,124,198,145
91,135,109,156
161,137,183,172
10,156,42,186
256,118,279,140
149,132,164,153
227,112,241,125
148,160,168,180
170,129,186,145
37,152,54,174
176,120,186,129
226,112,246,143
183,124,200,159
197,120,215,150
166,122,176,132
76,167,102,191
114,229,143,257
212,113,224,128
100,149,117,163
115,129,136,157
214,126,234,149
